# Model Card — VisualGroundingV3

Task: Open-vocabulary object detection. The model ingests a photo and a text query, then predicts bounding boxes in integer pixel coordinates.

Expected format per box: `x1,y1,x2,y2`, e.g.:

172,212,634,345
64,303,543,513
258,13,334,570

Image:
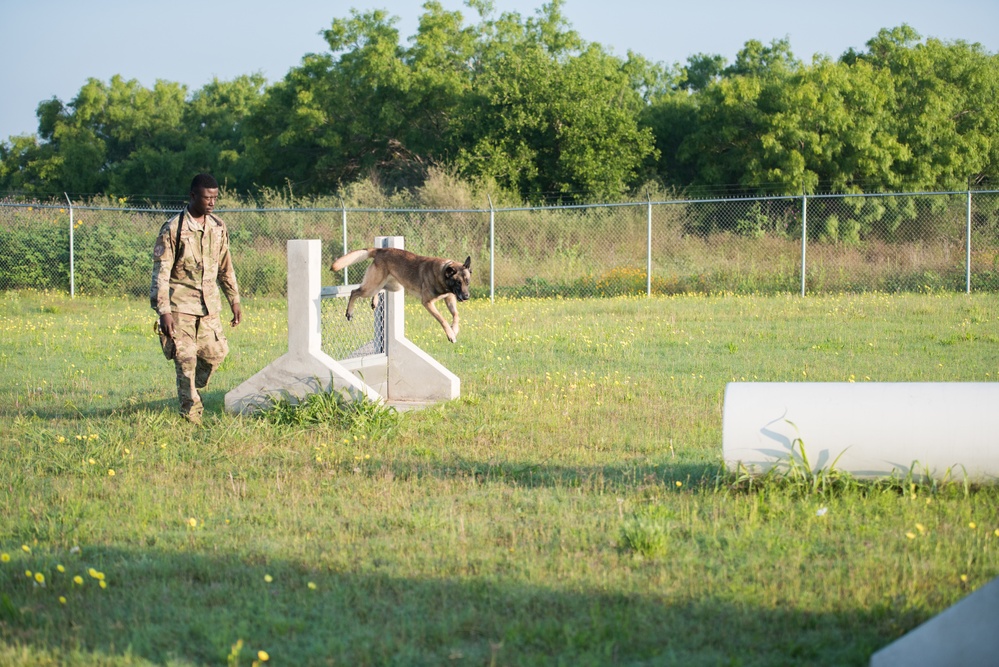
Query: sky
3,0,998,141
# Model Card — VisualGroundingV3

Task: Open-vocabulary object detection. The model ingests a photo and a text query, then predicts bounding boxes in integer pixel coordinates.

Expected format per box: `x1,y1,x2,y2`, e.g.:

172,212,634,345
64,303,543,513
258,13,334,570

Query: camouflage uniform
150,208,240,421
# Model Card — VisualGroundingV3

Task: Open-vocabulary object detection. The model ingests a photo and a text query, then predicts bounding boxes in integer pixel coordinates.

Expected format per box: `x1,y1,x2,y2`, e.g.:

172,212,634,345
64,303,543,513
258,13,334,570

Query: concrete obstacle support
722,382,999,482
225,237,459,414
869,576,999,667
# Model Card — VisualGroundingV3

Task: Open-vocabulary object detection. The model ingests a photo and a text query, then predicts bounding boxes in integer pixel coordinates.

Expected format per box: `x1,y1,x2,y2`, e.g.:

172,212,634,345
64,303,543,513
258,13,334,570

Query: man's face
189,187,219,217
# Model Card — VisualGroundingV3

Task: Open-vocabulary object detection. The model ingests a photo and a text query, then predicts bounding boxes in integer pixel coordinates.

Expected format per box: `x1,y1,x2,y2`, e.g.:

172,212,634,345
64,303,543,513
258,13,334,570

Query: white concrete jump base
225,237,459,414
869,576,999,667
722,382,999,482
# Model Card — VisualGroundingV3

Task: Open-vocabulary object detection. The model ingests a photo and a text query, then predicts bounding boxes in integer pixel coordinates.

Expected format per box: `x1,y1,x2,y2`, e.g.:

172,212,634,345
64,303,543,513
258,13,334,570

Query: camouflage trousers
172,313,229,422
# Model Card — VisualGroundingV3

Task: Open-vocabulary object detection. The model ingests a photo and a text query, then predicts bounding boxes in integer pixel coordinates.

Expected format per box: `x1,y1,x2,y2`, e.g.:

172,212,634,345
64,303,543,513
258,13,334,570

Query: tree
1,74,264,198
454,1,656,201
244,7,440,192
855,26,999,190
179,74,266,192
725,37,800,78
245,0,655,201
683,53,727,92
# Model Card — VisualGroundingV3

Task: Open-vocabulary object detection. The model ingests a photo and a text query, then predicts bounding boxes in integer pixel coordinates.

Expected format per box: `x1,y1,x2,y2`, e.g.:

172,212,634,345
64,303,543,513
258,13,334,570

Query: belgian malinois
331,247,472,343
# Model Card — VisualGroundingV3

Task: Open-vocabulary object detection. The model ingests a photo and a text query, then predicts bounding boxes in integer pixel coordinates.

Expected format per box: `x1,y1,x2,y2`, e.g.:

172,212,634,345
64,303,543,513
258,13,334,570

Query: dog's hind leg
345,285,378,321
344,290,361,321
346,267,386,321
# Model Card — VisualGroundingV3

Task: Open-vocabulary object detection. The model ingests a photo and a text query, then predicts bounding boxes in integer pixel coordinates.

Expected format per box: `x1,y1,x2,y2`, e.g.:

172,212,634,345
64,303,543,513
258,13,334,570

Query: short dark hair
190,173,219,192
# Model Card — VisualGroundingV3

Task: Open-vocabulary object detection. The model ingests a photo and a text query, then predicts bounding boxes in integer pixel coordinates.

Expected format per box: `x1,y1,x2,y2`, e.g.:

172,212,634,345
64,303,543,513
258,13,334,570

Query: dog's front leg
443,294,460,338
424,300,457,343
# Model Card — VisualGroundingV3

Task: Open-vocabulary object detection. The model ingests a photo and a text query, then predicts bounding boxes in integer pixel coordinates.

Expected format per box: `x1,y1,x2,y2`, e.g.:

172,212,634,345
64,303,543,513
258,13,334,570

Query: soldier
151,173,242,424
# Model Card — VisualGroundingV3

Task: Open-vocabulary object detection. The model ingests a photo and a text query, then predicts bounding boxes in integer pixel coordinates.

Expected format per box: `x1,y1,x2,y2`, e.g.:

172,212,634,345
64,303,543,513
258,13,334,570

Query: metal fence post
800,192,807,297
966,189,972,294
646,193,653,297
339,196,348,285
488,194,495,303
65,193,75,298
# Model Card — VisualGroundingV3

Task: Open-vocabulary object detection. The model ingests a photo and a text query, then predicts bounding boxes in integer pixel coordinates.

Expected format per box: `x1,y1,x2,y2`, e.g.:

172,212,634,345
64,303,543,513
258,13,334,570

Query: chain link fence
2,191,997,299
320,285,386,360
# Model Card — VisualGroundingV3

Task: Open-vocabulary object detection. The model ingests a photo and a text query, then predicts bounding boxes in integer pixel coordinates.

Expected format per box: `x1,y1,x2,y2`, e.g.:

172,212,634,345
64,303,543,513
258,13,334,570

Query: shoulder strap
166,209,185,272
175,208,185,248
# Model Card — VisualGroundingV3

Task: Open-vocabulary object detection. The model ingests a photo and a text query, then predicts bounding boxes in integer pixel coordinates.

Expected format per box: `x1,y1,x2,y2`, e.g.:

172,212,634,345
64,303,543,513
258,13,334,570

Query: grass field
2,289,998,666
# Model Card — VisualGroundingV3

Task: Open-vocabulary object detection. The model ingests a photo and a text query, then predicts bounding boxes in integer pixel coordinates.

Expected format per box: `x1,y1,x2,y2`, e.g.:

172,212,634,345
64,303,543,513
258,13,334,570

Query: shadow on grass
388,456,724,492
0,546,909,666
0,391,226,421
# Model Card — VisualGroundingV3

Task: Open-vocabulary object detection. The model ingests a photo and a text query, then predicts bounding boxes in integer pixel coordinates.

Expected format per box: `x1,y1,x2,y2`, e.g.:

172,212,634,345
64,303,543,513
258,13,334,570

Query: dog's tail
331,248,373,272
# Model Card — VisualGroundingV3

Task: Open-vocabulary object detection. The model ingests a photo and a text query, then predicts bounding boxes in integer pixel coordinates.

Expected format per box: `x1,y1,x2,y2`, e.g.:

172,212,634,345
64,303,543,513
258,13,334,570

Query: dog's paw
345,312,353,321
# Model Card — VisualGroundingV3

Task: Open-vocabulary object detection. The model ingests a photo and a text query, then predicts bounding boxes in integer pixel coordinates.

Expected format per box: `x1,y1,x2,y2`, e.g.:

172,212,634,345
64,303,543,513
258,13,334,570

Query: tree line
1,0,997,204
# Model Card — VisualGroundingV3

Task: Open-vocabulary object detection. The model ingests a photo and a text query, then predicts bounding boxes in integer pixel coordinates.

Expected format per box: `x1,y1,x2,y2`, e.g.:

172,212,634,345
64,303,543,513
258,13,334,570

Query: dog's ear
444,264,456,278
463,256,471,270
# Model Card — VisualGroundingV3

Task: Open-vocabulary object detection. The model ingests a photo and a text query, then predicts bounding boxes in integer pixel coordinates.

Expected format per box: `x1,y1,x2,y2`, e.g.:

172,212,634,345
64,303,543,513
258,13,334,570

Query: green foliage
236,249,285,298
74,222,151,296
735,201,770,238
620,515,670,558
0,222,69,292
260,386,399,433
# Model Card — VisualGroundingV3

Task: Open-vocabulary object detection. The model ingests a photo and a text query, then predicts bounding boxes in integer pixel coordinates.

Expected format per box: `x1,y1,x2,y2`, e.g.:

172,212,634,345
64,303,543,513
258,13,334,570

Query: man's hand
159,313,175,338
231,303,242,327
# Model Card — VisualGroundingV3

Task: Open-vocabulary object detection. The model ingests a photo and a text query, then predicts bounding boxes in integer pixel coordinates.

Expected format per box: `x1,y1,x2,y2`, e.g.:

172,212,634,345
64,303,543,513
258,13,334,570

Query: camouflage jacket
150,208,240,317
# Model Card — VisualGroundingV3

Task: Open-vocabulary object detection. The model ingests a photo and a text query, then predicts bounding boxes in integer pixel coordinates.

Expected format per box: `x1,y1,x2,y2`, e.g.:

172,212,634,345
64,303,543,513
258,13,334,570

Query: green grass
1,289,998,666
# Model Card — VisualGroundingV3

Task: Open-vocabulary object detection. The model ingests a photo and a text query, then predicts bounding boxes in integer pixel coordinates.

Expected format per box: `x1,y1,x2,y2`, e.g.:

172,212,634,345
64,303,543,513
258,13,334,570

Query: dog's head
445,256,472,302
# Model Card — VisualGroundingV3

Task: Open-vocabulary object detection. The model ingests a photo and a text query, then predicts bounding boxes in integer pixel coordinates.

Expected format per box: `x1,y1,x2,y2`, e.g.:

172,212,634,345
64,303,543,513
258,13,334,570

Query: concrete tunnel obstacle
722,382,999,482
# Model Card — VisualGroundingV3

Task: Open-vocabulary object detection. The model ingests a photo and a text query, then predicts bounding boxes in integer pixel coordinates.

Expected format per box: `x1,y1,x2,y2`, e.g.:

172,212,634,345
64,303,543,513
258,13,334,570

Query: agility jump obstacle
224,237,459,414
722,382,999,482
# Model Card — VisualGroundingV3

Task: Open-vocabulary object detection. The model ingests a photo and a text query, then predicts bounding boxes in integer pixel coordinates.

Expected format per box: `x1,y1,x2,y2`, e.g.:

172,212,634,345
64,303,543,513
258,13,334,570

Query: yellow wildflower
34,572,45,584
0,553,9,562
308,582,317,590
73,576,84,585
21,545,30,553
264,574,273,583
57,564,65,573
59,596,67,604
258,650,270,662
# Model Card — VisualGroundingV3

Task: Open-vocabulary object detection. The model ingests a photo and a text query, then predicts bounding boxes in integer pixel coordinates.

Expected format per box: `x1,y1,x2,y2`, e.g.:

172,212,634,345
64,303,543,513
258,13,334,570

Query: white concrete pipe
722,383,999,482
